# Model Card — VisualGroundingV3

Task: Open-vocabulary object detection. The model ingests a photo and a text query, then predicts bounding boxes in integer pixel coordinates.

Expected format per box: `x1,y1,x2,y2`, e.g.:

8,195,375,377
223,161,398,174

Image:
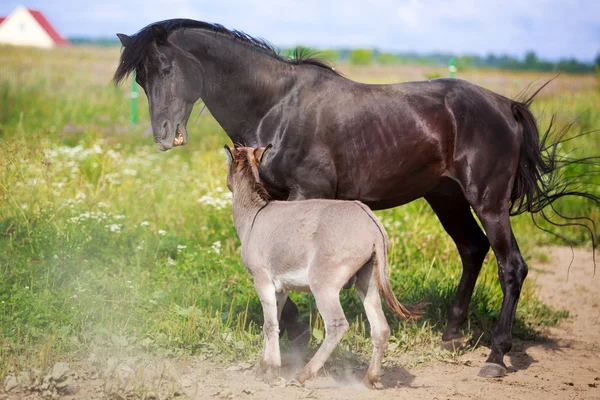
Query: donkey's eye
162,66,172,75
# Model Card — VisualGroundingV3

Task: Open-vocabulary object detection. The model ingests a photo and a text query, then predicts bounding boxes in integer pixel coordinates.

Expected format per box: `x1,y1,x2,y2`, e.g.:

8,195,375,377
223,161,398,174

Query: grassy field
0,45,598,381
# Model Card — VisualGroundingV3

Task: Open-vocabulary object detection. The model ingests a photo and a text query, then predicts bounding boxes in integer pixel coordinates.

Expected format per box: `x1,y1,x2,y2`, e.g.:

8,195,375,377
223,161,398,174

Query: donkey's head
224,145,272,200
114,25,203,151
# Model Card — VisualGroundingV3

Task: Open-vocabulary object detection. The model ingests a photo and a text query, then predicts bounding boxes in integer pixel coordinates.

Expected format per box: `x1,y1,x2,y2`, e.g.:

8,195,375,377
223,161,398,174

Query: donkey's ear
223,145,234,164
116,33,131,47
254,144,273,165
151,24,168,45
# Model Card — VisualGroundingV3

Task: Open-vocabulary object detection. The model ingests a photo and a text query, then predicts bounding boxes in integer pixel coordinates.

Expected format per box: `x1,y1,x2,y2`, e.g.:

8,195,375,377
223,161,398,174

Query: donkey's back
242,199,387,292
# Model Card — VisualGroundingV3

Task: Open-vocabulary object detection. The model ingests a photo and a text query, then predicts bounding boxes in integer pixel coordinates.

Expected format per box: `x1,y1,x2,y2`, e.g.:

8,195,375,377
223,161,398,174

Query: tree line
287,47,600,74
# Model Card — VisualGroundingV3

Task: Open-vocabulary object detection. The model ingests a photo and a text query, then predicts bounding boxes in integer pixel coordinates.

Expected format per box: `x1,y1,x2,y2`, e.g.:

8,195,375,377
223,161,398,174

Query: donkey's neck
174,29,295,144
231,179,269,243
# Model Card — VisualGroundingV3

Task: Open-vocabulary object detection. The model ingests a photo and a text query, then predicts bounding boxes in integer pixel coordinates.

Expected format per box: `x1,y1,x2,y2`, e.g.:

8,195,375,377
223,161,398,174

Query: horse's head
115,25,202,151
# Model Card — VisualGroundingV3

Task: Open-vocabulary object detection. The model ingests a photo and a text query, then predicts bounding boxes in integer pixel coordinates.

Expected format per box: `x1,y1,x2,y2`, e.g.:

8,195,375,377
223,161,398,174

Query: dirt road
3,247,599,399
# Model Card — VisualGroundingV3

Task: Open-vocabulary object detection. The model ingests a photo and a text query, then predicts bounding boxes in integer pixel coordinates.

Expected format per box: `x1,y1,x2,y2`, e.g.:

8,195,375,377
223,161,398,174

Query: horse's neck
177,29,294,144
231,179,268,242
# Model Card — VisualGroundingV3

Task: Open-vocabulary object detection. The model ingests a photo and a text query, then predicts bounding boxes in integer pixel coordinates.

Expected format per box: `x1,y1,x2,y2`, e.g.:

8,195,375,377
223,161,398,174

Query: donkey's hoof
287,379,302,387
294,370,313,385
441,337,465,352
254,365,279,384
478,362,507,378
363,376,383,390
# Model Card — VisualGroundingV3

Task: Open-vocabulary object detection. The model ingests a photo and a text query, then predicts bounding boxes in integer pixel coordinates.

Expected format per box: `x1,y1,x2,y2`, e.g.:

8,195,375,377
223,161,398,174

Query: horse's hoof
441,337,465,352
478,362,507,378
289,325,311,351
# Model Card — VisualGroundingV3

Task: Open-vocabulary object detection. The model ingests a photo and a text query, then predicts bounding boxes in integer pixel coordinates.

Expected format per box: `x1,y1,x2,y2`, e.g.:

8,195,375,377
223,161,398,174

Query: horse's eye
162,66,172,75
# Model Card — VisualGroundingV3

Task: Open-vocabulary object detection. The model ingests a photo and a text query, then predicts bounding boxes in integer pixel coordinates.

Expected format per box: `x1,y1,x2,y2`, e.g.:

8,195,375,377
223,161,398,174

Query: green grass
0,45,597,379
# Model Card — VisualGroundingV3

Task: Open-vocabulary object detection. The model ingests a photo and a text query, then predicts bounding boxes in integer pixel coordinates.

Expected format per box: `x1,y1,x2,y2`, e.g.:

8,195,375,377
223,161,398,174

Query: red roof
27,9,68,46
0,17,5,25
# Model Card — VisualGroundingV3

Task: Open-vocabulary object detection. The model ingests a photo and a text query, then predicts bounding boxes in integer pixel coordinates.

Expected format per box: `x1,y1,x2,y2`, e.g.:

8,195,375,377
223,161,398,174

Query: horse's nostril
162,121,169,139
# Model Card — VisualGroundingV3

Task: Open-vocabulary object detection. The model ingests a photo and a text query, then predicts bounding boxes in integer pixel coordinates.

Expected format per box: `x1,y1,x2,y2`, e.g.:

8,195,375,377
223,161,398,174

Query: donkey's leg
253,275,282,382
425,183,490,349
279,184,336,350
276,291,289,321
356,262,390,389
295,287,349,384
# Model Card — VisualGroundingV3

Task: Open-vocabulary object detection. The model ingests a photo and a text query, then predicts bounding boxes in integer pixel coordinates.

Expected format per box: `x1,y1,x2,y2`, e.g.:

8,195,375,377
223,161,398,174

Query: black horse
113,19,598,378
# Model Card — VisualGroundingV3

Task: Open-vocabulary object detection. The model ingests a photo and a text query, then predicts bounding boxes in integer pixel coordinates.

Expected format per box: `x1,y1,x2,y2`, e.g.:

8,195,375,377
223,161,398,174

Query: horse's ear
151,24,168,45
254,144,273,165
223,145,234,164
116,33,131,47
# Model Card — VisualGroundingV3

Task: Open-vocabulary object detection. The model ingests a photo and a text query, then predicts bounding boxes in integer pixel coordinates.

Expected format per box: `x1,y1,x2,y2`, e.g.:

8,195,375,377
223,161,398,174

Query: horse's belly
338,166,442,209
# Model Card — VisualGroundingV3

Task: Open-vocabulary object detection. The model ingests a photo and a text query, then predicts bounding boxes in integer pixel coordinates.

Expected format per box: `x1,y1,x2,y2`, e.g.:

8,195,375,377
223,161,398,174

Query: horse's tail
510,84,600,261
355,202,421,320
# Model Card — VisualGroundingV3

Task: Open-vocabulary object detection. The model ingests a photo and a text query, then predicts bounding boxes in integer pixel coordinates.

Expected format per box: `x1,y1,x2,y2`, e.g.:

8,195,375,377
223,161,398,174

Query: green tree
524,51,538,70
377,52,398,64
349,48,374,65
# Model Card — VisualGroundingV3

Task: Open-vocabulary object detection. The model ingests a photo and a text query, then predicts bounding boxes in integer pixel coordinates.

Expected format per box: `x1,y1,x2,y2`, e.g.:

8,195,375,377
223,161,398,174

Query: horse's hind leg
471,207,528,378
355,260,390,389
294,287,349,384
425,181,490,350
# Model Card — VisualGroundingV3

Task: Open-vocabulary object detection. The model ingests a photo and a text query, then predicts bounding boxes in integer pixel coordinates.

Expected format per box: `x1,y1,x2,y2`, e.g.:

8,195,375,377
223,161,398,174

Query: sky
1,0,599,61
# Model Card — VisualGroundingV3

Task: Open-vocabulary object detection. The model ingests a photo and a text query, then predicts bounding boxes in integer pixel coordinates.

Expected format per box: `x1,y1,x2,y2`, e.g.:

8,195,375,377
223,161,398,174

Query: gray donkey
224,145,419,388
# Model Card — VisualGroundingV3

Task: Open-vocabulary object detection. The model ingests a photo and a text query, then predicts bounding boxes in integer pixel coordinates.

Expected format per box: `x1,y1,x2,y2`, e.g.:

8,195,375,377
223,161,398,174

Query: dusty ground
3,247,599,400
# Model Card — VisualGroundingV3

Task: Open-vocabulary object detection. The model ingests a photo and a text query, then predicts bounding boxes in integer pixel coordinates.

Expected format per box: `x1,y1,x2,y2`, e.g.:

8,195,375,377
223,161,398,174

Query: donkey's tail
354,202,422,320
510,84,600,262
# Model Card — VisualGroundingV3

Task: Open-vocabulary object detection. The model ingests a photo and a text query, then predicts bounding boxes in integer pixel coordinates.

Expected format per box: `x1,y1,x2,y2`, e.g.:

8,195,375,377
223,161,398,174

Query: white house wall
0,6,55,48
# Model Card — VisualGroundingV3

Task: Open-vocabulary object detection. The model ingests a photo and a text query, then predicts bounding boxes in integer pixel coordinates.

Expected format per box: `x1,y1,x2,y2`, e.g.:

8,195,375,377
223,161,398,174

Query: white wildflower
122,169,138,177
167,257,176,266
105,224,122,233
158,230,167,236
211,241,222,254
140,221,150,227
21,203,28,210
177,245,187,250
98,202,108,208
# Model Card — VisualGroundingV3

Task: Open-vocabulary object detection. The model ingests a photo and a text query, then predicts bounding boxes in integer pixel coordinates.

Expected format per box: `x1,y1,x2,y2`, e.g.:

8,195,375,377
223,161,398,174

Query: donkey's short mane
233,148,271,203
113,19,339,84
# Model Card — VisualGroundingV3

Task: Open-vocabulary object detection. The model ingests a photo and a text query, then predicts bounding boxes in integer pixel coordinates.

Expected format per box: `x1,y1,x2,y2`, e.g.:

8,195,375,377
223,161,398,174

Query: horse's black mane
113,19,339,84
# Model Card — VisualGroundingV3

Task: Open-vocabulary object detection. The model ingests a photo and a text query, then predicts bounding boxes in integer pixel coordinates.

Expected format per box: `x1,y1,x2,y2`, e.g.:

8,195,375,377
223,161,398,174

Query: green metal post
449,58,457,78
131,70,138,125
